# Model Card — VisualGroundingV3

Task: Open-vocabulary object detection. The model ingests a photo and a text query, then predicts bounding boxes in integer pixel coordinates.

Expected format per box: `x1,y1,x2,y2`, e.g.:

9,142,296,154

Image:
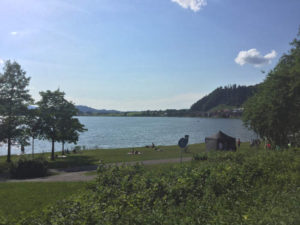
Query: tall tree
37,90,65,160
37,89,86,160
243,30,300,147
0,61,32,162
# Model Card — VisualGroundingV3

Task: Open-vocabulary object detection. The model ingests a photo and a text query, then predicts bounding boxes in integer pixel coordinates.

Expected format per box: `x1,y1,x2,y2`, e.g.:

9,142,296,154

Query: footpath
1,157,192,182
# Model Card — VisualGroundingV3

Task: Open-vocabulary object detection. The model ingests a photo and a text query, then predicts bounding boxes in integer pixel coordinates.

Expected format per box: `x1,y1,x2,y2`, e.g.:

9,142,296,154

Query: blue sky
0,0,300,110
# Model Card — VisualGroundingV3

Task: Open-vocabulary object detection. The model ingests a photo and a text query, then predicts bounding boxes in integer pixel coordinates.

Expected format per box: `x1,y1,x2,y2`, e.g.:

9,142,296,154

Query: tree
243,30,300,147
0,61,32,162
57,100,86,155
25,107,42,157
37,89,86,160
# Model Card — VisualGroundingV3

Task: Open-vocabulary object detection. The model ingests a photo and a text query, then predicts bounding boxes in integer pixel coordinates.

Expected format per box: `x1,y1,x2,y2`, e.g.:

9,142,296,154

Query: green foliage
193,152,208,161
37,89,86,160
243,30,300,147
19,149,300,225
57,100,86,154
0,61,86,161
191,84,257,111
9,156,48,179
37,89,67,160
0,60,33,162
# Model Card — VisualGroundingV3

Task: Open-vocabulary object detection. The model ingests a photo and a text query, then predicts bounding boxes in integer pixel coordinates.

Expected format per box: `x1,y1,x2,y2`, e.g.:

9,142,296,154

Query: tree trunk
21,145,25,154
51,139,55,160
7,138,11,163
62,141,65,155
32,137,35,158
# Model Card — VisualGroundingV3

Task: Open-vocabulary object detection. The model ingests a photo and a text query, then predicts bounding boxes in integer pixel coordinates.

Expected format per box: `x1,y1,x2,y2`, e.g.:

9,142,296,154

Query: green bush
193,152,208,161
17,150,300,225
9,156,48,179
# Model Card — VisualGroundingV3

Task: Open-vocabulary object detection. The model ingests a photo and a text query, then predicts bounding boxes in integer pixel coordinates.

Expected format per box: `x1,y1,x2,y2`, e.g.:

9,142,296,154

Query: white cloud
0,58,4,65
235,49,277,67
171,0,207,12
264,50,277,60
10,31,18,35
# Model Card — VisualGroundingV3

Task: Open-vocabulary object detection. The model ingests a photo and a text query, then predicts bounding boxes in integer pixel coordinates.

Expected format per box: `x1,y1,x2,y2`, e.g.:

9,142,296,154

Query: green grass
0,142,271,173
0,182,86,223
0,143,206,171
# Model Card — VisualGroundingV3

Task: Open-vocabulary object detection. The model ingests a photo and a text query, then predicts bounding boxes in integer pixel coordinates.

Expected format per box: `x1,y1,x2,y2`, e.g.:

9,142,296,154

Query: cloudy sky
0,0,299,110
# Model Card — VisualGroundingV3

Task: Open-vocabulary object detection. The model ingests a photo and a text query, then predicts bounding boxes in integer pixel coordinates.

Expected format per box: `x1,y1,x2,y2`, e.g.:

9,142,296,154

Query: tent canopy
205,131,236,151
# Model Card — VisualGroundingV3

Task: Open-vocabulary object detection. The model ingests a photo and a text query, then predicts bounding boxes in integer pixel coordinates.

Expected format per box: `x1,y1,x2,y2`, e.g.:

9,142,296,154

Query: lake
0,116,256,156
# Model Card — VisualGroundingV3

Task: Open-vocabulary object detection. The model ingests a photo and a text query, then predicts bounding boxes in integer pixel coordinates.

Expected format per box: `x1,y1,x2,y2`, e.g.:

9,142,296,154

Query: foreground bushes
9,156,48,179
18,149,300,225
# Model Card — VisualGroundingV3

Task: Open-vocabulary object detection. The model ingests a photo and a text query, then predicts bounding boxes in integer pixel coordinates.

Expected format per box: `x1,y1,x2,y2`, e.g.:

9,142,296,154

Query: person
267,143,271,149
237,138,241,148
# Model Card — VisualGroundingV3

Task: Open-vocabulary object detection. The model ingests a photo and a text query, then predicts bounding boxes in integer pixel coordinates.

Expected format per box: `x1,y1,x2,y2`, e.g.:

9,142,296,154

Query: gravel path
2,157,192,183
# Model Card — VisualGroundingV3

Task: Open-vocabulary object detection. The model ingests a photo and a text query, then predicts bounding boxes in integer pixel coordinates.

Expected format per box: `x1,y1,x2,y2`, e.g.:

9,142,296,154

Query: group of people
128,149,141,155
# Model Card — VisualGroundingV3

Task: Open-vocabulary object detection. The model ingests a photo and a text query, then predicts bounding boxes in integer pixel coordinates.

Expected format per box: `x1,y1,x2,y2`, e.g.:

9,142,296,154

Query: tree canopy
243,30,300,147
0,61,86,161
57,99,86,155
37,89,86,160
0,61,32,162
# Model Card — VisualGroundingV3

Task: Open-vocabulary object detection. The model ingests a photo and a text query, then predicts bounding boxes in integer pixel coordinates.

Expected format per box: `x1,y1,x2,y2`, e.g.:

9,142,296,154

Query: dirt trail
2,157,192,182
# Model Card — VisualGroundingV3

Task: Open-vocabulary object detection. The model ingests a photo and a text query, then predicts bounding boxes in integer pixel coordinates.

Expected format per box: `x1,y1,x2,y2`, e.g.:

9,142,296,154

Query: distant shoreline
77,114,242,119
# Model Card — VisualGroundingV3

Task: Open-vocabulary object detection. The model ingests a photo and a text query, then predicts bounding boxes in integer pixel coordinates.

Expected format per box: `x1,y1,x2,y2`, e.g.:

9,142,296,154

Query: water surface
0,117,256,155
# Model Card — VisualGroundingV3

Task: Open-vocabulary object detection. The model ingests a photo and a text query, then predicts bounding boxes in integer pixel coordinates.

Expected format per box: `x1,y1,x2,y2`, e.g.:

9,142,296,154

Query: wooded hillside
190,84,258,112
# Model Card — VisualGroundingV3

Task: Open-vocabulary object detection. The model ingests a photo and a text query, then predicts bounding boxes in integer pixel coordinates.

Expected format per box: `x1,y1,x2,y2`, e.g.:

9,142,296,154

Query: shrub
17,149,300,224
9,156,48,179
193,152,208,161
0,162,10,174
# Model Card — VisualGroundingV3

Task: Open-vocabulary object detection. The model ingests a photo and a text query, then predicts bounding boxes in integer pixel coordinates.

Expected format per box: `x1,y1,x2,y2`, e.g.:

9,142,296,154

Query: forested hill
190,84,258,112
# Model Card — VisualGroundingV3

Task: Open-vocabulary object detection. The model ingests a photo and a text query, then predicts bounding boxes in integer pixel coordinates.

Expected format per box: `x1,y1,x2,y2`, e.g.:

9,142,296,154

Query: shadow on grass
48,154,99,169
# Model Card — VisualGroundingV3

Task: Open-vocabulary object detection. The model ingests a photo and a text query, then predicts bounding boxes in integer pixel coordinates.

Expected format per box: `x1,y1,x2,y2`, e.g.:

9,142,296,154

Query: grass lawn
0,182,86,223
0,143,207,171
